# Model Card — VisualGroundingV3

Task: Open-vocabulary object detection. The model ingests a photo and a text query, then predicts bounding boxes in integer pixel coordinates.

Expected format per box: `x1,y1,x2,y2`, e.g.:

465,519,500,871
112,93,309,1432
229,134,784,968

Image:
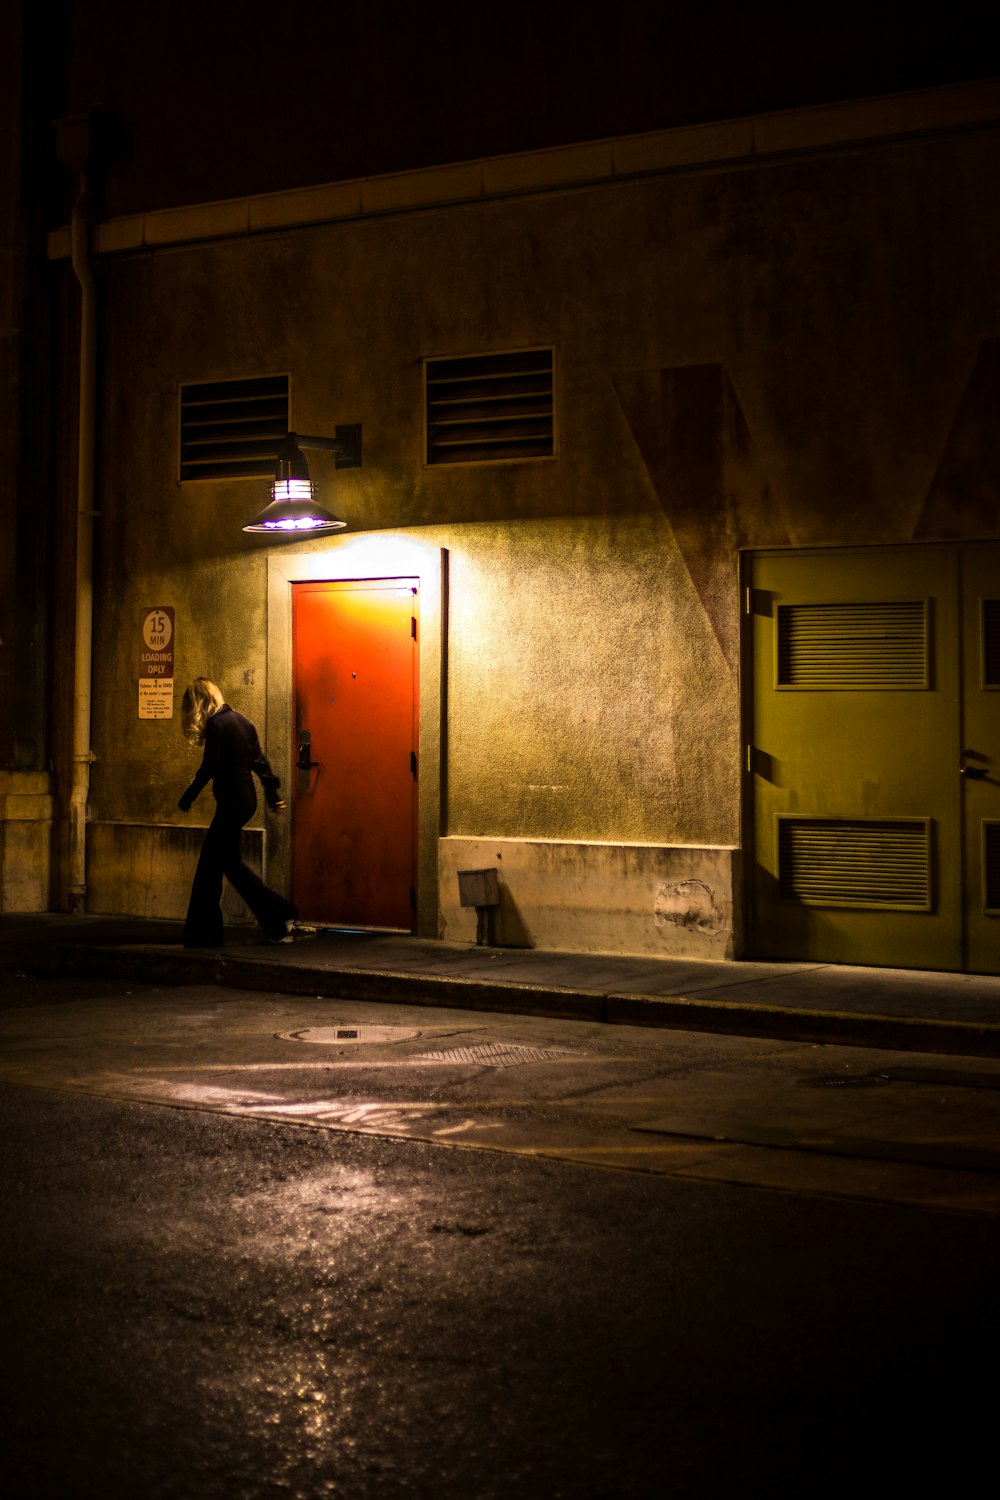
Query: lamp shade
243,480,347,533
243,434,348,533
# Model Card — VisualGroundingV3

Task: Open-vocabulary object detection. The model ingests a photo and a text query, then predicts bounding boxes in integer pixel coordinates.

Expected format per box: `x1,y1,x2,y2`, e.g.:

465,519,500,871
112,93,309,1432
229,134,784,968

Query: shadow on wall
613,361,784,678
916,338,1000,540
493,878,532,948
455,865,533,947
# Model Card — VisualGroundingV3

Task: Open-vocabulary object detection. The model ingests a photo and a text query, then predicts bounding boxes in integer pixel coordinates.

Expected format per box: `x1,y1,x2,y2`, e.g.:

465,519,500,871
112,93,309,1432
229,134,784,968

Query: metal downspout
68,174,97,913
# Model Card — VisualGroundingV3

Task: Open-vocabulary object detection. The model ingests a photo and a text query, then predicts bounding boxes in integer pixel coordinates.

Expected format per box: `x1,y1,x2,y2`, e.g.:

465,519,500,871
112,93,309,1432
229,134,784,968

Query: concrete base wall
439,836,740,960
86,821,264,925
0,772,54,912
68,822,741,956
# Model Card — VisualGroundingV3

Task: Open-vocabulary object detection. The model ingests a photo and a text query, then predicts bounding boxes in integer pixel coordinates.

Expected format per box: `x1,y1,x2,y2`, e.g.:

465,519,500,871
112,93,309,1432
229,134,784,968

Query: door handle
297,730,320,772
960,764,988,779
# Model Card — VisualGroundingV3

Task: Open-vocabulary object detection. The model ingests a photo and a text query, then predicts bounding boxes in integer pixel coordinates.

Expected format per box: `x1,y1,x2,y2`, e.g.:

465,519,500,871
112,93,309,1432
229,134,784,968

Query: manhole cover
798,1073,892,1089
414,1042,579,1069
279,1026,423,1046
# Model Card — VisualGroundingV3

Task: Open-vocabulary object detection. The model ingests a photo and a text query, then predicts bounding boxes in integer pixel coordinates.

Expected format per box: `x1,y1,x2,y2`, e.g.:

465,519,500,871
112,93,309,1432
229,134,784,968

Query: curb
5,940,1000,1058
602,992,1000,1057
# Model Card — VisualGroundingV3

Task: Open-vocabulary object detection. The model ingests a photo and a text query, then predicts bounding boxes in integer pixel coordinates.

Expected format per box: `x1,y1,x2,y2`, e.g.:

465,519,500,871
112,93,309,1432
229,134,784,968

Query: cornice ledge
46,76,1000,261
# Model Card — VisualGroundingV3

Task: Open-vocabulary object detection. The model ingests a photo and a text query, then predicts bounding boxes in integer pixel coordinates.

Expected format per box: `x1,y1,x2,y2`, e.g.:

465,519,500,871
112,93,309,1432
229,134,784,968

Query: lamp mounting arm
284,425,362,470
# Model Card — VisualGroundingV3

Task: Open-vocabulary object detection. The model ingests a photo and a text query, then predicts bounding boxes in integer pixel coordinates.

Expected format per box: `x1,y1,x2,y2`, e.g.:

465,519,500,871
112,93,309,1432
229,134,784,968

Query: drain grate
414,1042,579,1069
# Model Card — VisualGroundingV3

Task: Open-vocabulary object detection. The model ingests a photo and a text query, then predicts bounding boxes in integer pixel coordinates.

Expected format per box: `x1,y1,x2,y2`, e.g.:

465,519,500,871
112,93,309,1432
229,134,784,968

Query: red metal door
292,578,418,929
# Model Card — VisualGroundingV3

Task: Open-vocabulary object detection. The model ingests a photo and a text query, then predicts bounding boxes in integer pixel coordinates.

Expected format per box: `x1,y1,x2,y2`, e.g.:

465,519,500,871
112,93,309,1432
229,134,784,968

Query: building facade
4,8,1000,972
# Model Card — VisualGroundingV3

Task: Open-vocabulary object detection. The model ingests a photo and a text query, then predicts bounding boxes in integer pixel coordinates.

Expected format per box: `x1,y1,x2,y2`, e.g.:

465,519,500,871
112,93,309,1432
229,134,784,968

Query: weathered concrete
439,835,738,959
85,820,262,925
3,976,1000,1208
0,773,53,911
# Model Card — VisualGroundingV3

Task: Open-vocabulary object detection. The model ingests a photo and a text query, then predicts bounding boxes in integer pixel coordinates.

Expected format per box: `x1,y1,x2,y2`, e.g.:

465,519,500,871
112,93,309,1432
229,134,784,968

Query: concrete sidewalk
3,912,1000,1057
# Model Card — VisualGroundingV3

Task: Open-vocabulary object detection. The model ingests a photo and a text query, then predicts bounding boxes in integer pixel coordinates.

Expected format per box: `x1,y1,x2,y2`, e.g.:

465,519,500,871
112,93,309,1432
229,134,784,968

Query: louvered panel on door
776,601,928,688
778,817,931,909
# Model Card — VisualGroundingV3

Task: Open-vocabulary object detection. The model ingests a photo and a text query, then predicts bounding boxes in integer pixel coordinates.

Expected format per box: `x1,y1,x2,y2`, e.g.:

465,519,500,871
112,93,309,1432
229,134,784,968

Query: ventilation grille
180,375,289,480
985,823,1000,913
778,818,931,909
983,601,1000,687
777,602,927,688
425,349,554,465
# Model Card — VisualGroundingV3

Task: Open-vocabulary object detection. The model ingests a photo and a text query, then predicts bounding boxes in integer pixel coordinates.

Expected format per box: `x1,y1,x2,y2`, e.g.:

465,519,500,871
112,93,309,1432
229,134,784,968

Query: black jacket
178,705,282,815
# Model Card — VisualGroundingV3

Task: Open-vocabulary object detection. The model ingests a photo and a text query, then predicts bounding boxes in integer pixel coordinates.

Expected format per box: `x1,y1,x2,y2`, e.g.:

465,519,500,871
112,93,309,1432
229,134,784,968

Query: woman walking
177,678,297,948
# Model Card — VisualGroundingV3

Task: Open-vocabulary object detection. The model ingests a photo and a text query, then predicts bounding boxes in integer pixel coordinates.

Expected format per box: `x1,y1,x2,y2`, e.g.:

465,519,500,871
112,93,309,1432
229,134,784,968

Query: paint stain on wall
655,879,724,934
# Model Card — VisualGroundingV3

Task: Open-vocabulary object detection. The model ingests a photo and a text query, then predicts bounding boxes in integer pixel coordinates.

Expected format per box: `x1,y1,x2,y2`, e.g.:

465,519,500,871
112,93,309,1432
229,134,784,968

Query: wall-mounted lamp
243,426,362,534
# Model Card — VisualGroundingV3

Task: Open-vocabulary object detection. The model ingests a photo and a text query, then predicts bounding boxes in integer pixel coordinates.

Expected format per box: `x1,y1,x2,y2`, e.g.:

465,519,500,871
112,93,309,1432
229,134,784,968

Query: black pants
184,795,296,947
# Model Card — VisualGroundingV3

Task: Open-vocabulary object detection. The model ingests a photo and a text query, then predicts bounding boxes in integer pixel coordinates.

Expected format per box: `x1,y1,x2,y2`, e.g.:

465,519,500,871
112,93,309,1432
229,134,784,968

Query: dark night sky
43,0,1000,217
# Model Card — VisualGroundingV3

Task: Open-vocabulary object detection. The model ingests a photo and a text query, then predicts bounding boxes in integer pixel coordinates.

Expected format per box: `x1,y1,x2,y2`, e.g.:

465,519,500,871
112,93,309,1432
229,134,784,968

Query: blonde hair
181,678,225,744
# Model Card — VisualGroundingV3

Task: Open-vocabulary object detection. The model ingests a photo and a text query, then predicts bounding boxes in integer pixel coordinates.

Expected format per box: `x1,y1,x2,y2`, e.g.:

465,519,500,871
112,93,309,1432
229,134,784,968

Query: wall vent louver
777,601,928,688
425,348,555,465
983,601,1000,687
180,375,289,480
778,817,931,909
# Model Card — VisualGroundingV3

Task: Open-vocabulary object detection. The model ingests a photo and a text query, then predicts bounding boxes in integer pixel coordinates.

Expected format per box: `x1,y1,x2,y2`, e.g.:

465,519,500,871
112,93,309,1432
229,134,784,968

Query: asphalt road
3,974,1000,1498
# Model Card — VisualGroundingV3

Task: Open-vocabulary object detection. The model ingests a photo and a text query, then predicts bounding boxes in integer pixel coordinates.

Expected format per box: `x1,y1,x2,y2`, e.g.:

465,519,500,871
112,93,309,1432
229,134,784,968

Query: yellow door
748,546,963,970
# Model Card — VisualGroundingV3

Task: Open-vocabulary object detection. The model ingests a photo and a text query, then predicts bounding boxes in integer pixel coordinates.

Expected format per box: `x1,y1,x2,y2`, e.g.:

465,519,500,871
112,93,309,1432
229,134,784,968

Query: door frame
266,540,447,938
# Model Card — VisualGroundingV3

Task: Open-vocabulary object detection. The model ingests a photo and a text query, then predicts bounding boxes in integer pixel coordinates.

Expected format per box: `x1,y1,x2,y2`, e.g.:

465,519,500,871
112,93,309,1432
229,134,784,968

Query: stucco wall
444,515,737,846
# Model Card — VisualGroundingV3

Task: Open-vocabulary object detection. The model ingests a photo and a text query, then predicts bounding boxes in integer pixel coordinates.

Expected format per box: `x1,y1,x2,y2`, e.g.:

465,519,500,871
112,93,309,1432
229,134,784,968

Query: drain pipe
68,171,98,913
